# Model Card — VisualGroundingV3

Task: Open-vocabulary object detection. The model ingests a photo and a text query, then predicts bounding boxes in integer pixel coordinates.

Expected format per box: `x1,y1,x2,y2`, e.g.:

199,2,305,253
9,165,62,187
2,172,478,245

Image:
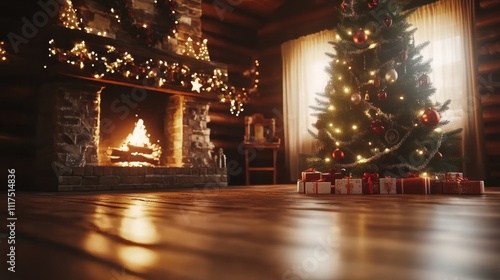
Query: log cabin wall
476,0,500,185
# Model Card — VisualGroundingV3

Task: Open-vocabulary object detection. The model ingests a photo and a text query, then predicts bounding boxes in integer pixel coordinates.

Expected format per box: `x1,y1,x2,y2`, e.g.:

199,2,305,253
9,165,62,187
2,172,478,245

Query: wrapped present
379,177,397,194
396,177,431,194
442,180,485,195
432,172,447,182
446,172,463,181
321,172,344,185
301,168,321,182
362,172,380,194
305,180,331,194
297,179,305,194
430,180,443,194
334,178,362,194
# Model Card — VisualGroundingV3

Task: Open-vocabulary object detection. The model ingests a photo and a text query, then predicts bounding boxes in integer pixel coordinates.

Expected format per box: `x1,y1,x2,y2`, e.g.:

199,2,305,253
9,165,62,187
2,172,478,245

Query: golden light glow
117,119,161,167
368,142,372,145
325,157,331,162
347,29,352,35
335,128,341,133
0,41,7,62
329,123,334,127
352,125,358,130
344,87,350,94
328,105,335,111
335,142,340,146
400,96,404,100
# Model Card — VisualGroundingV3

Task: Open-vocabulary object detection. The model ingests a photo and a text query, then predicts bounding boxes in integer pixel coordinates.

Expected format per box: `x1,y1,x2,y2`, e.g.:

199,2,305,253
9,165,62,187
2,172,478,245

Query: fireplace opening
99,86,166,167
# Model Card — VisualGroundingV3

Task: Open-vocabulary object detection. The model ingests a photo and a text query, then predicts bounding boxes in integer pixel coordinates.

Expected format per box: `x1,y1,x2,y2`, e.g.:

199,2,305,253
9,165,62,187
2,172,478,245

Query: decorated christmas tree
306,0,462,178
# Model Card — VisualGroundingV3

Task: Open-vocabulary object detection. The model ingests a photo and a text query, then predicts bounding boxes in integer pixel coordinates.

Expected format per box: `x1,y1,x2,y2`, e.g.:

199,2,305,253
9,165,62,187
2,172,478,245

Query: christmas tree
306,0,462,178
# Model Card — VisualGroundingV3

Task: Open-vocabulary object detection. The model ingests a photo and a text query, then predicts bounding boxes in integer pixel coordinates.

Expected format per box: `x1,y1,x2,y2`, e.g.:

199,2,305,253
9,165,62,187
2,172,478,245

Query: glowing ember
110,119,161,167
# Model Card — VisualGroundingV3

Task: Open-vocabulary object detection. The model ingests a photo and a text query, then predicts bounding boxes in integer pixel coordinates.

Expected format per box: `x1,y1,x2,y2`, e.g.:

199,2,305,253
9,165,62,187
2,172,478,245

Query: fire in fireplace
107,118,161,167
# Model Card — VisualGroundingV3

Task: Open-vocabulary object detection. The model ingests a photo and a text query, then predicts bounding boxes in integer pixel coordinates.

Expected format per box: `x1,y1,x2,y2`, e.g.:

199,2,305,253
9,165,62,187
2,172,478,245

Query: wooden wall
476,0,500,185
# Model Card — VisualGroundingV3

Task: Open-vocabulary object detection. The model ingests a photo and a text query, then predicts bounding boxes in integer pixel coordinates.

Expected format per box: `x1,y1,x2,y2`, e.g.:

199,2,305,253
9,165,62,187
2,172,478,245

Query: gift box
379,177,397,194
320,172,343,185
430,180,443,194
301,169,321,182
297,180,305,194
442,180,485,195
396,177,431,194
362,173,380,194
305,181,331,194
446,172,463,181
334,178,362,194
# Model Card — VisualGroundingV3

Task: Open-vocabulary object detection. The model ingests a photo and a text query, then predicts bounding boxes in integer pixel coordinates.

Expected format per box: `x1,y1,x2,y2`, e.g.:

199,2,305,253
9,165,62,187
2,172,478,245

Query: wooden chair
243,113,280,185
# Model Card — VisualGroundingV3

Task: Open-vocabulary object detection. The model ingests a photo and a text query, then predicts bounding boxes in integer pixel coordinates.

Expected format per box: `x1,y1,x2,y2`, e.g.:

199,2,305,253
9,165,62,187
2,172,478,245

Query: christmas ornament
373,76,381,87
368,0,378,9
341,0,351,11
418,74,431,87
384,128,400,144
421,108,440,127
364,91,370,101
385,68,398,84
377,90,387,101
370,119,385,134
351,92,362,104
332,149,345,161
353,29,368,46
436,152,443,159
383,14,393,27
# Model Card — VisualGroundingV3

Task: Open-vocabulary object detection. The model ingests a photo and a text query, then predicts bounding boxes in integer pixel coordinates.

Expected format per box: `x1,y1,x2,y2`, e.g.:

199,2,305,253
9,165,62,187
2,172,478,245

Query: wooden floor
1,185,500,280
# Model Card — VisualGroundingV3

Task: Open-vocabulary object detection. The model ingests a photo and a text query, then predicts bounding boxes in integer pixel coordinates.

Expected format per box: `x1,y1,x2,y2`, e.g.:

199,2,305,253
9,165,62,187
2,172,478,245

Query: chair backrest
244,113,276,143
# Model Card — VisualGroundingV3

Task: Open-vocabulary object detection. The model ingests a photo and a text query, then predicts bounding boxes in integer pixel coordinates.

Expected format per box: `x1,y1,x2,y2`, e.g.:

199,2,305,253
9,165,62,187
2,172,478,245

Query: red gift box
301,169,321,182
396,177,431,194
442,180,485,195
430,180,443,194
362,173,380,194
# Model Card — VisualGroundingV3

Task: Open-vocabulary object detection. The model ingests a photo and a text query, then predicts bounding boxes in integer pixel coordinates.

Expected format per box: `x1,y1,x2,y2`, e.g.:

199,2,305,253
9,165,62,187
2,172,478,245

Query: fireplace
35,80,227,192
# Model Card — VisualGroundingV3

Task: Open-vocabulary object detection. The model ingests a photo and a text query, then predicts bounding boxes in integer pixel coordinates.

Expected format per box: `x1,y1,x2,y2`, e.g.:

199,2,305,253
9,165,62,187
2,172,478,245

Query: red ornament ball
332,149,345,161
368,0,378,9
370,119,385,134
383,14,393,27
421,108,440,127
353,29,368,46
377,90,387,101
436,152,443,159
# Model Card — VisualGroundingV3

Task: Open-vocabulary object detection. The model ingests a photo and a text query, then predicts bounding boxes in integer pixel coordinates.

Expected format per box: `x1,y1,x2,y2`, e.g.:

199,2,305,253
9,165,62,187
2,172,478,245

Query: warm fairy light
352,125,358,130
117,119,161,167
325,157,331,162
347,29,352,35
342,61,347,65
0,41,6,62
335,142,340,146
421,172,429,178
417,149,424,155
142,24,148,28
364,29,371,35
385,148,390,152
434,128,442,132
328,105,335,111
370,71,376,76
338,76,342,80
60,0,81,30
400,96,404,100
418,110,425,116
329,123,334,127
336,59,340,63
343,87,350,94
335,128,341,133
369,142,372,145
368,43,378,49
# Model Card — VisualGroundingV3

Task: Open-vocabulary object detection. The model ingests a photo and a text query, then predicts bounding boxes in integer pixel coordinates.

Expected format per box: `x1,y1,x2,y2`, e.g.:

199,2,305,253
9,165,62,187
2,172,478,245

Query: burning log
127,144,154,154
110,154,159,165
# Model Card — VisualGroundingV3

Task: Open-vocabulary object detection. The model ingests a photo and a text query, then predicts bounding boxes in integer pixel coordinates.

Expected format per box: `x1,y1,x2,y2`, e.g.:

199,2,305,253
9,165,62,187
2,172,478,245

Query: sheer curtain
408,0,486,179
282,29,336,182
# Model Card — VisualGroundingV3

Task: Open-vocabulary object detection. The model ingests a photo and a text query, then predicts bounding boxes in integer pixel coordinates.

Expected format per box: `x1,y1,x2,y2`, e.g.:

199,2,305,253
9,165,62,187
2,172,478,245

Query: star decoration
191,78,202,93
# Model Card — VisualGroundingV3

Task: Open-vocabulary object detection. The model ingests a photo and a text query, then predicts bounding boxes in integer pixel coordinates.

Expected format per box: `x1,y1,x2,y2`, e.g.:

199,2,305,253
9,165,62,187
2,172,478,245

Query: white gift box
297,180,305,193
304,181,331,194
334,178,362,194
379,177,397,194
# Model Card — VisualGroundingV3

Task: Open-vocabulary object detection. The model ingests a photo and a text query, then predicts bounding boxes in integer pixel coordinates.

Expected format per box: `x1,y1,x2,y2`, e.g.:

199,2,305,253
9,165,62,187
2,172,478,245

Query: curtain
281,30,336,182
408,0,486,180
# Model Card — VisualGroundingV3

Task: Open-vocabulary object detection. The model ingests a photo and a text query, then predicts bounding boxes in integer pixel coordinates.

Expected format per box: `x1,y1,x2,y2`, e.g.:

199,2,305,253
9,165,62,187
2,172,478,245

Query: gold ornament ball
385,68,398,84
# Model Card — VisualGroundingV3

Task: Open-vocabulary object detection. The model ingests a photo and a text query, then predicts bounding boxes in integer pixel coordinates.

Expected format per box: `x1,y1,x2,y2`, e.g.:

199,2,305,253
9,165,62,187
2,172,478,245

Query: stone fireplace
34,0,227,191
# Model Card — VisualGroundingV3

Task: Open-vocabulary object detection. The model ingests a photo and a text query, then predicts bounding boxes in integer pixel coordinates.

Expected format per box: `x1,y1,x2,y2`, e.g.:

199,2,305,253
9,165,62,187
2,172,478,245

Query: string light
60,0,81,30
0,41,7,62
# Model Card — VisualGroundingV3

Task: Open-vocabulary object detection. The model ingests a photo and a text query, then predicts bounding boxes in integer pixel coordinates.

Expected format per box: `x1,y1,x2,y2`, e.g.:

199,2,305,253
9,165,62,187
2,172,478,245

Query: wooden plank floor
1,185,500,280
